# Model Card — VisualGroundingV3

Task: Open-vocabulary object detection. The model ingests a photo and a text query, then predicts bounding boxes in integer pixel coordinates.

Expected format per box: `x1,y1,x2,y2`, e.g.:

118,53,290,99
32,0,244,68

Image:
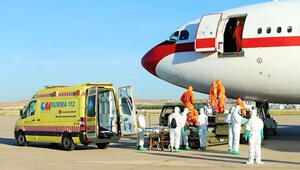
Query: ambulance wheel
16,131,28,146
96,143,109,149
62,135,76,151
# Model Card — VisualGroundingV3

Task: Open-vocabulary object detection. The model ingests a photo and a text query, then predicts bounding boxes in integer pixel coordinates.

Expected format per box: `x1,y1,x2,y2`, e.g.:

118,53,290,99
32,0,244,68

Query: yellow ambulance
14,83,137,150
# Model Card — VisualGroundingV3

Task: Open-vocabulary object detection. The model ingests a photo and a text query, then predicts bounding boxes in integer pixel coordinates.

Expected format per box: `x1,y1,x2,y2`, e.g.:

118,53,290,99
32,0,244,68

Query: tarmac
0,115,299,170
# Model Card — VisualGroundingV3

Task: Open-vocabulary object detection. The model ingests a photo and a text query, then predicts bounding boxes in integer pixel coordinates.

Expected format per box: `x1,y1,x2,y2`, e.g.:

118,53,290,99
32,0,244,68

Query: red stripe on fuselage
141,42,194,76
141,36,300,77
242,36,300,48
195,38,215,48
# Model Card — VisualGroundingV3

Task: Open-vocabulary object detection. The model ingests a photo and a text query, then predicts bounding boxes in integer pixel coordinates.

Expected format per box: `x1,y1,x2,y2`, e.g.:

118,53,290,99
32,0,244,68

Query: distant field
270,109,300,115
0,107,20,116
2,100,300,116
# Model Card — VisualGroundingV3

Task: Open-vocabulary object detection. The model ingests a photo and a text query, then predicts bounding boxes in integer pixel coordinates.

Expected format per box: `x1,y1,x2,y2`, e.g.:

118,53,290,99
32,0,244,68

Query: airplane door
118,86,137,135
86,87,98,139
195,13,222,53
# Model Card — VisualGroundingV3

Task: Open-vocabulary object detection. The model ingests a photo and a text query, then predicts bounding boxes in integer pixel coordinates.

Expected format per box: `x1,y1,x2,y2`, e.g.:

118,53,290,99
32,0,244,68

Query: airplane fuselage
142,0,300,104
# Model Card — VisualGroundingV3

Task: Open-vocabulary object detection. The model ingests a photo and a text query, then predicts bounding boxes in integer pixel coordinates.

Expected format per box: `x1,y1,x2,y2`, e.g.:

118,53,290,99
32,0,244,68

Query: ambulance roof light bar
44,85,70,89
84,83,113,87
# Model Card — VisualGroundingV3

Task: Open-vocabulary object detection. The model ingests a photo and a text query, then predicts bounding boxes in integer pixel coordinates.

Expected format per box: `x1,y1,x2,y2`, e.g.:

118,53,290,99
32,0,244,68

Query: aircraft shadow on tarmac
0,137,100,151
141,152,300,166
262,125,300,153
0,136,138,151
0,137,17,146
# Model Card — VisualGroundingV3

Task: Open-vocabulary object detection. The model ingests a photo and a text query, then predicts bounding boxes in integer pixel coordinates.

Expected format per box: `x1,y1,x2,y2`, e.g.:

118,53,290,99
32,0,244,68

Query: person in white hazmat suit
245,107,264,164
197,107,208,151
136,109,147,151
230,105,247,155
180,108,191,150
168,107,183,152
224,106,235,153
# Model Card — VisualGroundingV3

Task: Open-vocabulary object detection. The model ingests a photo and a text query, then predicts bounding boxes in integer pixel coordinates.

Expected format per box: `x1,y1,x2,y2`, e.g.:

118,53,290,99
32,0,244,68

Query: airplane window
287,26,292,33
257,28,262,34
277,27,282,33
169,31,179,42
179,30,189,40
266,27,271,34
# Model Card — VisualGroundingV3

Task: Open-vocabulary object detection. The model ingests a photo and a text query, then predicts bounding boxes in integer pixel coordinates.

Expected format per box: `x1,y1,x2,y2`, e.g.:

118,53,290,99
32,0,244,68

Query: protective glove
260,130,264,140
142,127,146,132
244,130,250,142
181,128,185,133
242,118,248,124
183,126,188,131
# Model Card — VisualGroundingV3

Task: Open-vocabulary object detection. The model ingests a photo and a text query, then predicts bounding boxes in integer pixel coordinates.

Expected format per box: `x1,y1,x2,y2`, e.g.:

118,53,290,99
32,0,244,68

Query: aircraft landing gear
256,102,278,139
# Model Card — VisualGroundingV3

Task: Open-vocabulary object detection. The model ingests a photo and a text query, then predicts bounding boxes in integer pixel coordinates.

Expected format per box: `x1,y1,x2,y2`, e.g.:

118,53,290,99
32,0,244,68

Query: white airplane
142,0,300,115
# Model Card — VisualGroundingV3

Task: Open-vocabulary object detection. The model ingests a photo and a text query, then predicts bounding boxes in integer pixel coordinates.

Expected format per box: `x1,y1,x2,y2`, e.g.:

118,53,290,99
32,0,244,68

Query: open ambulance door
195,13,222,53
118,86,137,135
85,87,98,139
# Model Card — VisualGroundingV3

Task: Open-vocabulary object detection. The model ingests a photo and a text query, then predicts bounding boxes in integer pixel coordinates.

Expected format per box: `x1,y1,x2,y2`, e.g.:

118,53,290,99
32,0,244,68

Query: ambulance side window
87,96,96,117
25,101,36,117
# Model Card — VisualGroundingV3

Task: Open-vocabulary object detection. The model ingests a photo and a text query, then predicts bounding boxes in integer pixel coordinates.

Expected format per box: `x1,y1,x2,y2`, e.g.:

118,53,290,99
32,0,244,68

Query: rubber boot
185,146,191,150
139,147,147,151
225,149,232,153
232,151,242,155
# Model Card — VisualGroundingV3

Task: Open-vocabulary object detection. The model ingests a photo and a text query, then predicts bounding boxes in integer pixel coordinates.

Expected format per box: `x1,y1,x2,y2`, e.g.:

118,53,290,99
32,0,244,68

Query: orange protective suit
209,81,218,111
216,80,226,113
237,98,247,117
181,86,198,126
233,22,244,52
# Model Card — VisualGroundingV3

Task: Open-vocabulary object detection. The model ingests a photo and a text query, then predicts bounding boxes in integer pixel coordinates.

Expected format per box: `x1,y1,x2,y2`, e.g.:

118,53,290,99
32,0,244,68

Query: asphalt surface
0,116,300,170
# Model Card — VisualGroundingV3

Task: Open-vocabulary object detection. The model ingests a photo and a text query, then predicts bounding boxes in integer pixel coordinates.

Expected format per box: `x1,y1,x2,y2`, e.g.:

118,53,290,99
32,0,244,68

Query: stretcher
148,127,170,151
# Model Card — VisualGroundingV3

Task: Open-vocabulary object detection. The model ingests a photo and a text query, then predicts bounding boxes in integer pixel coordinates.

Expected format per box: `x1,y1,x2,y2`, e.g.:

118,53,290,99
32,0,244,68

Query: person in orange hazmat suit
209,81,218,112
237,98,247,117
181,86,198,126
233,20,244,52
216,79,226,113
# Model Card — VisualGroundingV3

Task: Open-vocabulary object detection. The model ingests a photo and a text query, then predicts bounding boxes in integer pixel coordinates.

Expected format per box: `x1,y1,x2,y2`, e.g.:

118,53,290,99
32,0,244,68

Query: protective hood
199,108,205,115
174,107,180,114
250,108,258,118
181,108,189,115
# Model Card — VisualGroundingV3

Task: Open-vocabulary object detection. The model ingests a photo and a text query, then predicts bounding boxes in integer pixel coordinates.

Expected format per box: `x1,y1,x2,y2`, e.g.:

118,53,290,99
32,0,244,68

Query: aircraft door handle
31,119,35,121
37,119,40,121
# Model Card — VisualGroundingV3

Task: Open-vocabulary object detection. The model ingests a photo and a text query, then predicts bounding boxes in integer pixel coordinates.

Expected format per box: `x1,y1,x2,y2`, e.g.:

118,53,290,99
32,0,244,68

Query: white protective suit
231,105,243,153
137,110,146,147
246,108,264,164
198,108,208,148
168,107,183,150
180,108,190,147
224,106,234,151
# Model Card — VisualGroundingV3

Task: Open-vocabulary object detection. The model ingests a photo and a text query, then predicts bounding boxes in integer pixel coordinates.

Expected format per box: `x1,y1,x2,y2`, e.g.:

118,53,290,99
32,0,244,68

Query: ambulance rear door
118,86,137,135
85,87,98,139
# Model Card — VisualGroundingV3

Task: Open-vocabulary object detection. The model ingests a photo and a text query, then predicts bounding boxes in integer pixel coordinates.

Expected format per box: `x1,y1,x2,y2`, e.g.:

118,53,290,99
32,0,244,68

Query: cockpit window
179,30,189,40
169,31,179,41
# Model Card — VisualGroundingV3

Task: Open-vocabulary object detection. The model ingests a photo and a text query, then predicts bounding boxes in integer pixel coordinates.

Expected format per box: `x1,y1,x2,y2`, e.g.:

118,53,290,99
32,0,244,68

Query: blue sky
0,0,270,101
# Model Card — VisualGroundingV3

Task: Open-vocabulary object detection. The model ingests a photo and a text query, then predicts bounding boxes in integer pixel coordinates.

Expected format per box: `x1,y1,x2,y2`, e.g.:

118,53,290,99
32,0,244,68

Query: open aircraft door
118,86,137,135
195,13,222,53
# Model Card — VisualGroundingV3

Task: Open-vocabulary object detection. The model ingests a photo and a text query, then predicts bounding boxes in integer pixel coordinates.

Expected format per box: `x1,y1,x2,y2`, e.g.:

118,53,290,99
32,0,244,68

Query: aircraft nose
141,47,159,77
